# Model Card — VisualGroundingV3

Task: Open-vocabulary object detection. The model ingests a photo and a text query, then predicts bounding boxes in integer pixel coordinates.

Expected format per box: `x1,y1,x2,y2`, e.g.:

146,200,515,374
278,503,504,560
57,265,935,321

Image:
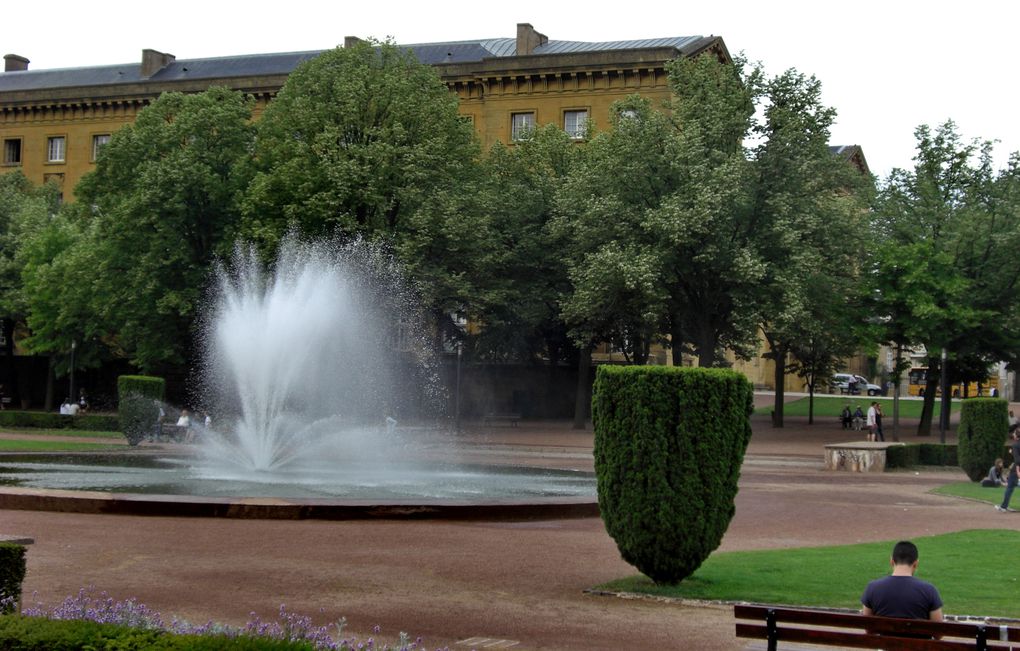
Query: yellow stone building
0,23,729,200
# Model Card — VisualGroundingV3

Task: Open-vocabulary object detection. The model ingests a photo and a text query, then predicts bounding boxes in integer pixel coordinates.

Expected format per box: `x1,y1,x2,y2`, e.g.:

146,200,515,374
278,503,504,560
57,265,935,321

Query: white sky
5,0,1017,180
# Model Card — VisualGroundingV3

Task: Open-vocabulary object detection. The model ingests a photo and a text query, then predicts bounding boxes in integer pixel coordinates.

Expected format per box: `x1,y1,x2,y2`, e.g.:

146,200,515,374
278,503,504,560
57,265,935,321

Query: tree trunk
573,346,592,430
669,317,684,367
696,327,718,368
917,365,940,437
771,341,786,428
44,356,56,412
808,381,815,425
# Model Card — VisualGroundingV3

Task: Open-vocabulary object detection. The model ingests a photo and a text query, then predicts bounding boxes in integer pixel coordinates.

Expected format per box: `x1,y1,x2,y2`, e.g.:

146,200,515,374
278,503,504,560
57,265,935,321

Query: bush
0,544,26,615
0,411,118,432
0,617,316,650
593,365,753,585
117,376,165,446
957,398,1008,481
886,444,958,469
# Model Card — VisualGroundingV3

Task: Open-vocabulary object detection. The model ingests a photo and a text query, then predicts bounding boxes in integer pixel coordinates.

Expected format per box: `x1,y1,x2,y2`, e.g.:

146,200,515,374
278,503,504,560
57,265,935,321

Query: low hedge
0,544,26,615
0,616,317,650
0,411,119,432
886,443,959,469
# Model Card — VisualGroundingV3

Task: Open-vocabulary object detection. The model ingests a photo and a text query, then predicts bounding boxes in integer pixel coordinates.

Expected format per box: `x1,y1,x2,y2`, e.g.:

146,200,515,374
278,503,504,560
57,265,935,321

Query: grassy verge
758,395,953,419
0,427,121,439
595,530,1018,617
932,481,1008,506
0,439,125,452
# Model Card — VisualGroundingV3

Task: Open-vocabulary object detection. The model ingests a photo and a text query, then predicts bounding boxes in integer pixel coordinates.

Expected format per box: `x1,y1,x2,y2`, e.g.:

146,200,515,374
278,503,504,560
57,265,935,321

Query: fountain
0,237,596,519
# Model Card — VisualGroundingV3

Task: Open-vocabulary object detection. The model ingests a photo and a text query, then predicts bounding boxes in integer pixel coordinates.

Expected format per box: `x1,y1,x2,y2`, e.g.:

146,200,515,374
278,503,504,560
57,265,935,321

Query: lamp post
454,340,462,433
69,339,77,405
939,348,948,444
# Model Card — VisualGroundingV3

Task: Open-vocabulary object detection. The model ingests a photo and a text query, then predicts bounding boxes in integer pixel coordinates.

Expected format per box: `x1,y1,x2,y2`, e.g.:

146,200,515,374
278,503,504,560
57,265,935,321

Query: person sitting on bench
861,540,943,623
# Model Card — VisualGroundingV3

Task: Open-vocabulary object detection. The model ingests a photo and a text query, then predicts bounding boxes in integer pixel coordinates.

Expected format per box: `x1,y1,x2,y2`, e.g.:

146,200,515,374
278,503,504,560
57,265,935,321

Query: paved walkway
2,410,1018,650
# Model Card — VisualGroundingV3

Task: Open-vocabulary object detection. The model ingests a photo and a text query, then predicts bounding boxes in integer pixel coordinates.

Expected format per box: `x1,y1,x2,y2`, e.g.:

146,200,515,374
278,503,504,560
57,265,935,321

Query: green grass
932,481,1008,506
758,395,954,419
0,427,121,438
0,439,125,452
595,530,1019,617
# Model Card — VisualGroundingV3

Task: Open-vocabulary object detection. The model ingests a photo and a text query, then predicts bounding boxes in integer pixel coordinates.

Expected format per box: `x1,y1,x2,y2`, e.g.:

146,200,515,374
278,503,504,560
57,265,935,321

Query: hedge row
0,616,316,650
886,444,959,469
0,411,118,432
593,365,753,585
0,544,26,615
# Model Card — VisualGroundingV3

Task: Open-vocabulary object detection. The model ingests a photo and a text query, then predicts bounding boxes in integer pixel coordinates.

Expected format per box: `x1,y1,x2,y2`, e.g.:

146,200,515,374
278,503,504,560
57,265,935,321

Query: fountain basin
0,452,599,520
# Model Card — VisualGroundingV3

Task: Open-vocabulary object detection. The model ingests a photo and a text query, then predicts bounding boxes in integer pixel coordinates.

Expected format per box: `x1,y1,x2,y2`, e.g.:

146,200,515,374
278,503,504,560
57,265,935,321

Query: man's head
891,540,919,573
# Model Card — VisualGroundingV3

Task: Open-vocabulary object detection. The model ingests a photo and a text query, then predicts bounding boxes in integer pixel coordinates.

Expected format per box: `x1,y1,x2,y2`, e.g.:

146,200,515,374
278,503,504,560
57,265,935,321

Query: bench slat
736,623,1007,650
735,605,1018,640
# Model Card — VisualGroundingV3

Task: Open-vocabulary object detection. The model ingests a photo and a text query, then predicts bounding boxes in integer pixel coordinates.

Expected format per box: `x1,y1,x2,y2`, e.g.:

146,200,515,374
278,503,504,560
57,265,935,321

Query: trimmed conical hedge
593,365,753,585
957,398,1009,481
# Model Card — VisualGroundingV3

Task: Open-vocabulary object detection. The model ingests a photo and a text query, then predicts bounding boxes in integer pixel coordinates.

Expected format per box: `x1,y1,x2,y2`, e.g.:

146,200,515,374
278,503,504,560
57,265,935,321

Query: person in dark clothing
841,405,853,430
995,427,1020,512
861,540,943,621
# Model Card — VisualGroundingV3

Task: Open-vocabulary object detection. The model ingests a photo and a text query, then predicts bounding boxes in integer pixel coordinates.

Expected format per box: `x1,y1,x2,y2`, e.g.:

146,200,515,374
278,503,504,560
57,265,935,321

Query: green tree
243,40,485,345
873,122,1020,435
473,125,578,365
749,69,873,426
0,172,62,405
74,87,255,373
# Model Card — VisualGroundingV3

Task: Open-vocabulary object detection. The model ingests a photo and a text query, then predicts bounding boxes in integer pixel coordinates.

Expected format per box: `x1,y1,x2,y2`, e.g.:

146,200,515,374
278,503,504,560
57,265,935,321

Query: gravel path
2,411,1017,650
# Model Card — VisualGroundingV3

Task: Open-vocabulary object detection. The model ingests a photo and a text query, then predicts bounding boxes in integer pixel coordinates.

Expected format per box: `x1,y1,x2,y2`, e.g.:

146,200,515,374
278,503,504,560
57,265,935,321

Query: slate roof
0,35,714,93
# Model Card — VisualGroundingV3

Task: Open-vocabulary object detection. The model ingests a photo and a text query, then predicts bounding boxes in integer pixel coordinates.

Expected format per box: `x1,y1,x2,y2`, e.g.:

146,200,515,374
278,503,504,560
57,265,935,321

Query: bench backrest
735,604,1020,650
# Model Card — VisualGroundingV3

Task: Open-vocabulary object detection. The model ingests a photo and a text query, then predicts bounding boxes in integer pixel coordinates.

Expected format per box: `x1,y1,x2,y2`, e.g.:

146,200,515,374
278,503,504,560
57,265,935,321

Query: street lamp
939,348,948,444
69,339,77,404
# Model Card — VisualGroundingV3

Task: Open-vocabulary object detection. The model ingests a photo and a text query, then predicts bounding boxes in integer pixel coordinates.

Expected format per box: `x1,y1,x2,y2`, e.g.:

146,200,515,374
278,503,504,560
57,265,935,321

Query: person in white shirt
866,402,878,442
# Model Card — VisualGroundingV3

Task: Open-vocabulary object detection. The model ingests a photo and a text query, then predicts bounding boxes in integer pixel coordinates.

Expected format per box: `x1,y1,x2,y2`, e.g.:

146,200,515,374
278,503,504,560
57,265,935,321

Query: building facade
1,24,728,200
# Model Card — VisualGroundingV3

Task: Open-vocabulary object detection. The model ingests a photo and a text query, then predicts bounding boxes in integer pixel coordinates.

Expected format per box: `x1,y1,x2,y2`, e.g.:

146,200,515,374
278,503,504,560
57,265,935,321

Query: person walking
996,427,1020,512
874,402,885,442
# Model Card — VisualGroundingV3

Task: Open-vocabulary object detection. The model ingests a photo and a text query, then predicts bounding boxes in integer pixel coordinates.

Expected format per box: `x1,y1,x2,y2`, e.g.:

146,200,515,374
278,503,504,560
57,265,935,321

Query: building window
3,138,22,165
564,110,588,139
511,112,535,141
91,134,111,161
47,136,66,163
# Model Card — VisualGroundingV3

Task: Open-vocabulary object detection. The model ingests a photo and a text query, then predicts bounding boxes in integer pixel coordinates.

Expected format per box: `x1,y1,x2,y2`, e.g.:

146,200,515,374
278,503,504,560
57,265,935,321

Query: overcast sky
5,0,1017,181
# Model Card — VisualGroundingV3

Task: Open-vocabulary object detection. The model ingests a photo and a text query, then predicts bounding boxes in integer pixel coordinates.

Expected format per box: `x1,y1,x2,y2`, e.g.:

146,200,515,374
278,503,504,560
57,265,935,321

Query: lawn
758,395,954,419
0,439,125,452
0,427,121,439
595,530,1018,618
932,481,1008,506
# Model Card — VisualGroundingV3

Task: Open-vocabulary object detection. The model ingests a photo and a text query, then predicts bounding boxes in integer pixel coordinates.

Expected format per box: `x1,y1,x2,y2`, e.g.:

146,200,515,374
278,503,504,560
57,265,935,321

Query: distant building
0,24,729,200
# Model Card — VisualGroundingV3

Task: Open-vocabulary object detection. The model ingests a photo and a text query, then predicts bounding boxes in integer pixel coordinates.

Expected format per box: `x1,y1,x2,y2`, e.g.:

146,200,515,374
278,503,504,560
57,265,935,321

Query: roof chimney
141,49,175,78
344,36,364,49
4,54,30,72
516,23,547,56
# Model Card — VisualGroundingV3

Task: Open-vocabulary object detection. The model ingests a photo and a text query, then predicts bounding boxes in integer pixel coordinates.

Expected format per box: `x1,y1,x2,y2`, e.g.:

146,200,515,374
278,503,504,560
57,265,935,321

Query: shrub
593,365,753,585
957,398,1008,481
0,411,118,432
885,444,958,469
0,617,317,650
0,544,26,615
117,376,165,446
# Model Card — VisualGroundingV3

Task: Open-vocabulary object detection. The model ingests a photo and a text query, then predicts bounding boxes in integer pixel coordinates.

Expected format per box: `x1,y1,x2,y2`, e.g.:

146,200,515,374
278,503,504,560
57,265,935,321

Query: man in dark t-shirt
861,541,943,621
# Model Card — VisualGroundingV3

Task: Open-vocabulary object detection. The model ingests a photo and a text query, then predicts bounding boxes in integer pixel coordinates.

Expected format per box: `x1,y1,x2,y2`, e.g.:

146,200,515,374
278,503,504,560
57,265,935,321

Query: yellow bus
907,367,1000,398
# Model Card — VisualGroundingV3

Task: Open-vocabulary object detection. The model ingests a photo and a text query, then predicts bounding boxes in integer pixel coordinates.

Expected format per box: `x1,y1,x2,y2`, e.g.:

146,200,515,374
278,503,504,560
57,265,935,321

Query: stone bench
823,441,905,472
0,534,33,545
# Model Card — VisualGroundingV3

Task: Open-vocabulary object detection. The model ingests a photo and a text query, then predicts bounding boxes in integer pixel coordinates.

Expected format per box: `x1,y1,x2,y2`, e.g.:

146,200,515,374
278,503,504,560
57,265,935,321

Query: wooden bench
158,423,188,442
483,412,521,427
735,604,1020,650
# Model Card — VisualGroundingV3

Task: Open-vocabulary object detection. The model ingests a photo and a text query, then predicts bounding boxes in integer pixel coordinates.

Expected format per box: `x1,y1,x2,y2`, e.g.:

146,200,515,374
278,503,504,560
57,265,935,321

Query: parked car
831,373,882,396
